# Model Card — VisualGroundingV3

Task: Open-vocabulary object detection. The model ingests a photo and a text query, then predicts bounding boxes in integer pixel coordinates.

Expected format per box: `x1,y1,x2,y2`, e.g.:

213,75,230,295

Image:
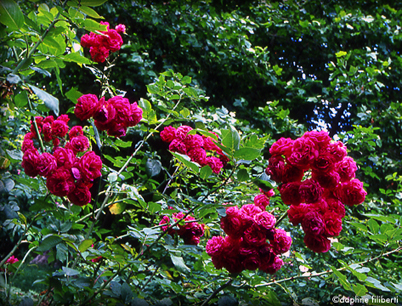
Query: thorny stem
274,210,288,228
200,278,235,306
255,246,401,288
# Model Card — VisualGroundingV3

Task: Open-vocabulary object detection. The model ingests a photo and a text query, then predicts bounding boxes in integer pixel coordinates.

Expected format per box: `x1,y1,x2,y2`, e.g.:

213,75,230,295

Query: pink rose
299,179,323,204
203,133,220,151
37,152,57,177
254,211,276,239
187,148,207,165
106,122,126,138
260,188,275,198
337,179,367,206
22,133,35,152
30,117,43,137
287,137,319,170
22,149,40,177
93,97,115,126
206,156,223,174
303,130,331,149
269,137,294,157
206,236,225,257
325,141,347,162
42,122,53,142
89,45,109,63
312,170,340,189
160,126,177,143
265,155,285,182
69,126,84,139
279,182,302,206
326,196,345,218
75,94,101,121
115,24,126,33
51,119,69,138
81,32,97,48
302,211,325,236
183,134,204,150
244,223,267,246
5,255,19,264
287,203,310,226
335,156,357,182
304,234,331,253
240,204,263,223
46,167,75,197
270,228,292,255
79,151,102,182
69,136,90,154
125,102,143,127
107,96,131,124
176,125,193,140
68,181,92,206
312,153,335,173
169,139,187,154
53,147,76,168
105,29,123,52
220,206,246,239
253,194,270,211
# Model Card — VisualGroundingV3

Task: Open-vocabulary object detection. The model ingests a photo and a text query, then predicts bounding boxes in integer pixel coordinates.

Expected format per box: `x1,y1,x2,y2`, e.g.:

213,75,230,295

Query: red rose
326,196,345,218
187,148,207,165
299,178,323,204
302,211,325,236
176,125,193,140
79,151,102,182
42,122,53,142
279,182,302,205
206,156,223,174
287,203,310,226
169,139,187,154
30,116,43,137
69,136,90,154
37,152,57,177
325,141,347,162
312,153,335,173
93,97,115,125
22,133,35,152
254,211,276,239
5,255,19,264
53,147,76,168
203,133,220,151
115,24,126,34
303,130,331,149
68,181,92,206
270,228,292,255
323,212,342,237
51,119,69,138
304,234,331,253
241,248,261,271
160,126,177,143
240,204,263,223
220,206,246,239
337,179,367,206
265,155,285,182
262,256,283,274
89,45,109,63
206,236,225,257
46,167,75,197
287,137,319,170
282,163,305,183
258,244,275,269
125,102,143,127
244,223,267,246
336,156,357,182
312,170,340,189
75,94,101,121
105,29,123,52
183,134,204,150
69,126,84,139
22,149,40,177
107,96,131,124
107,122,126,138
269,137,294,157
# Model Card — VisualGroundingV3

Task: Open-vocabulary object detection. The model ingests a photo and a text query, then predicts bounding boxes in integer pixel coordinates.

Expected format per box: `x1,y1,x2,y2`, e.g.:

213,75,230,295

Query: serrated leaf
221,125,240,151
109,202,126,215
170,254,190,273
28,84,59,116
82,19,107,31
233,147,261,161
200,165,213,179
0,0,24,31
352,284,368,296
65,87,83,104
62,52,93,65
171,151,200,173
368,218,379,233
236,169,249,181
78,239,93,252
331,266,351,291
79,6,103,18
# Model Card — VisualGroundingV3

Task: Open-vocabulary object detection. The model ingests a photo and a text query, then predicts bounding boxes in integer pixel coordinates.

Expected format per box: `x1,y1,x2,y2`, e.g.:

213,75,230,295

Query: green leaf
236,169,249,182
221,125,240,151
78,239,93,252
200,165,213,179
335,51,347,57
254,172,276,190
0,0,24,31
6,73,21,84
350,222,368,232
82,19,107,32
365,277,391,292
171,151,200,174
368,219,379,233
29,199,54,211
61,52,93,65
14,90,28,107
28,84,59,116
79,0,108,6
331,267,351,291
233,147,261,161
37,235,62,252
369,234,388,244
62,266,80,277
181,76,192,84
65,87,83,104
79,6,104,18
170,254,190,273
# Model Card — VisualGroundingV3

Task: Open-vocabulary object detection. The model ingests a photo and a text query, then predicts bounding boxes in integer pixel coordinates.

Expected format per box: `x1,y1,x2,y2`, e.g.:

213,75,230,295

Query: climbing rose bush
266,130,367,253
21,115,102,206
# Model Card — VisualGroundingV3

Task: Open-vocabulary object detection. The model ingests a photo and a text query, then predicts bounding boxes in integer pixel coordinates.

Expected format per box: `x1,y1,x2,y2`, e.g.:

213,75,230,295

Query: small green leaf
6,73,21,84
237,169,249,182
78,239,93,252
368,219,379,233
335,51,347,57
28,84,59,116
181,76,192,84
254,172,276,190
79,0,108,6
37,235,62,252
62,266,80,277
200,165,213,179
14,90,28,107
145,159,162,177
221,125,240,151
0,0,24,31
79,6,103,18
82,19,107,32
65,87,83,104
61,52,93,65
170,254,190,273
171,151,200,173
331,267,351,291
233,147,261,161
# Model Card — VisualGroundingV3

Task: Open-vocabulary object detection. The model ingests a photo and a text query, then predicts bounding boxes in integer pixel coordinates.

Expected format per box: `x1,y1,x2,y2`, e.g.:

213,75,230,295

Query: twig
200,278,234,306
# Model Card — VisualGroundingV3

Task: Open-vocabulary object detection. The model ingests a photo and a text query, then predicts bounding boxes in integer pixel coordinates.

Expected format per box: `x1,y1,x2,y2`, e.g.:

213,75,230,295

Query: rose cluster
21,115,102,206
206,194,291,274
160,125,229,174
265,130,367,253
159,211,205,245
74,94,143,138
81,21,125,63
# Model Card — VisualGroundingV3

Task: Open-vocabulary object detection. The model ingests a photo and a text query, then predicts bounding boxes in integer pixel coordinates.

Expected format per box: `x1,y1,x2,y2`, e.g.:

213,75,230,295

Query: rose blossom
240,204,263,224
69,126,84,139
265,155,285,182
303,130,331,149
220,206,245,239
282,163,305,183
46,167,75,197
93,97,114,125
187,148,207,165
206,236,225,257
79,151,102,182
37,152,57,177
125,102,143,127
21,133,35,152
279,182,302,206
262,256,284,274
312,153,335,173
241,247,261,271
53,147,76,168
203,133,220,151
269,137,294,157
304,234,331,253
270,228,292,255
244,223,267,246
169,139,187,154
115,24,126,33
287,137,319,170
322,212,342,237
89,45,109,63
287,203,310,226
51,119,69,138
160,126,177,143
336,179,367,206
107,96,131,123
302,211,325,236
258,244,276,269
206,156,223,174
183,134,204,150
325,141,347,162
326,196,346,218
312,170,340,190
68,181,92,206
254,211,276,239
69,136,90,154
107,122,126,138
75,94,101,121
42,122,52,142
176,125,193,140
254,194,270,211
5,256,19,264
260,188,275,198
21,149,40,177
336,156,357,182
299,179,323,204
